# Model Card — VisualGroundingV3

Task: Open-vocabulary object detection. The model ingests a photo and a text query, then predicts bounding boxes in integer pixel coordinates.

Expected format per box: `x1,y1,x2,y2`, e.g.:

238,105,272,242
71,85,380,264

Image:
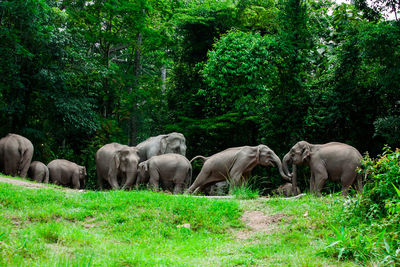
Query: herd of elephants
0,132,364,196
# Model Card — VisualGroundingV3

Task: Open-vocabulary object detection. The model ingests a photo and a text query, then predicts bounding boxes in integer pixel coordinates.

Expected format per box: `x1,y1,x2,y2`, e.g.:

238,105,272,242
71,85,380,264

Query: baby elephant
28,161,49,183
48,159,86,189
137,154,192,194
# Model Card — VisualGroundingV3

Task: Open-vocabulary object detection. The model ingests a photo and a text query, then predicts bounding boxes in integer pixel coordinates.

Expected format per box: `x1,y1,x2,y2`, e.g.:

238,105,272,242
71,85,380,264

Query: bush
323,146,400,265
361,146,400,218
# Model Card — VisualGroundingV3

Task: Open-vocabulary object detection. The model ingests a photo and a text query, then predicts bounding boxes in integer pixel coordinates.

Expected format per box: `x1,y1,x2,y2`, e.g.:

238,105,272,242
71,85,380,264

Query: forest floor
0,176,359,266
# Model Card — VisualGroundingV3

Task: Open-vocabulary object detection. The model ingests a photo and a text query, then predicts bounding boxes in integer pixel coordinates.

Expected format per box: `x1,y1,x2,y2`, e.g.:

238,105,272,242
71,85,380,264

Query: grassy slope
0,182,358,266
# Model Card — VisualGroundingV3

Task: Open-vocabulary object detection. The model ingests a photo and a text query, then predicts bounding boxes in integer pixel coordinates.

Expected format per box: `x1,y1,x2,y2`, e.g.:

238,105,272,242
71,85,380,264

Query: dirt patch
236,211,286,240
0,177,52,189
83,216,99,229
0,176,84,192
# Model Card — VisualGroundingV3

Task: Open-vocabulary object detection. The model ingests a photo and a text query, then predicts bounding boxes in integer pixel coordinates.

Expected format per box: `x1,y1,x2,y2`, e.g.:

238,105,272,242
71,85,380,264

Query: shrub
361,146,400,218
323,146,400,264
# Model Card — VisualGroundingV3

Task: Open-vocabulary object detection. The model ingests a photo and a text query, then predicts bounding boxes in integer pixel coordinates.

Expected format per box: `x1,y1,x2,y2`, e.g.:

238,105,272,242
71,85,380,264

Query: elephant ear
160,135,168,154
108,151,121,180
301,143,311,163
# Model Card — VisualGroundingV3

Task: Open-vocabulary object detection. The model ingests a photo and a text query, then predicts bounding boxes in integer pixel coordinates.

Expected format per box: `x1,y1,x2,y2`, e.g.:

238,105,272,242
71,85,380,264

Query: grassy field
0,181,360,266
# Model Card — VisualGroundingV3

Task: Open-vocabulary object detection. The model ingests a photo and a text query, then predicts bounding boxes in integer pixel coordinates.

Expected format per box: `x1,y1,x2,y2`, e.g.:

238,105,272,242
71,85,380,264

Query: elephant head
137,161,150,185
79,166,87,189
161,132,186,156
283,141,311,177
257,145,291,181
109,146,140,190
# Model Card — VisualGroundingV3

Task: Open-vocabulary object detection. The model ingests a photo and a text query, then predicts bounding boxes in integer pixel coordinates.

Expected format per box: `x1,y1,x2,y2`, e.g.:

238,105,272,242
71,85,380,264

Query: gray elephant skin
136,132,186,162
48,159,86,189
282,141,363,196
272,183,301,197
96,143,140,190
188,145,291,194
137,153,192,194
28,161,49,183
0,133,34,178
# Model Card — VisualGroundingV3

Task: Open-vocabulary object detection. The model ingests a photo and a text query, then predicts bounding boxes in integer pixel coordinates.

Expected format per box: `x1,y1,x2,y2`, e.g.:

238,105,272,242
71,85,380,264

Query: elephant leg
98,177,104,190
19,150,33,178
229,160,250,186
4,153,18,176
340,172,357,196
44,170,49,184
173,183,185,194
229,168,244,186
310,173,315,194
187,169,210,193
108,175,120,190
72,173,81,189
148,169,160,191
313,169,328,197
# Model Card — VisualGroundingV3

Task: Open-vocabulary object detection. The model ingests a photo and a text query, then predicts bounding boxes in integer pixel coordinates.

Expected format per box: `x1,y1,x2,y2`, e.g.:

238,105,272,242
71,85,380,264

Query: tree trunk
128,32,142,146
161,65,167,93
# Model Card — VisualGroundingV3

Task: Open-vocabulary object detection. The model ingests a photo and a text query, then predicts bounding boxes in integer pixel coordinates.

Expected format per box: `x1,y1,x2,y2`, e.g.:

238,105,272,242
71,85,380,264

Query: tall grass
227,176,259,200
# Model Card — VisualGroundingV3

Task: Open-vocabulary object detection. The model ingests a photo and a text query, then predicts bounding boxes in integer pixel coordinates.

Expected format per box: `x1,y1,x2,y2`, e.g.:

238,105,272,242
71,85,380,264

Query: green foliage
228,176,260,200
235,0,279,33
361,146,400,215
201,30,276,115
324,147,400,264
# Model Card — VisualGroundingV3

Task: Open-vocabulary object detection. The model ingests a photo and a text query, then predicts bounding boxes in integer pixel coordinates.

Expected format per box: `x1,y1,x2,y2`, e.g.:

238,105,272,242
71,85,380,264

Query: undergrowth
323,146,400,265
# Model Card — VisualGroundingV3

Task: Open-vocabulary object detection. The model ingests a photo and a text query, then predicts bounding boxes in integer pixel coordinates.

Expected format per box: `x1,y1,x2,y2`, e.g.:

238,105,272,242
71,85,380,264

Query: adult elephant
187,145,291,194
96,143,140,190
28,161,49,183
136,132,186,162
282,141,363,196
0,133,34,178
48,159,86,189
137,154,192,194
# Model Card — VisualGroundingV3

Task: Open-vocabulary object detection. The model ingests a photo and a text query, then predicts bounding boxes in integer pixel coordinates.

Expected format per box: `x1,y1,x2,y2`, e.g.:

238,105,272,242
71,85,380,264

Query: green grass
230,184,259,200
0,180,361,266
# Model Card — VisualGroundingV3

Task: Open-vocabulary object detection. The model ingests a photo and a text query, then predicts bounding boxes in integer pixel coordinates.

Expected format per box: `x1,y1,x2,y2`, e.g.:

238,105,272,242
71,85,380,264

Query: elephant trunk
282,152,292,178
291,164,298,196
122,170,137,190
272,153,291,182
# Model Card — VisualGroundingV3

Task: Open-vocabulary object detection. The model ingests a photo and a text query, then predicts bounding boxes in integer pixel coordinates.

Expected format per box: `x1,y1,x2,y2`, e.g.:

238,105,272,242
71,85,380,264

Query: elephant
96,143,140,190
136,132,186,162
136,153,192,194
282,141,363,196
48,159,86,189
187,145,291,194
272,183,301,197
28,161,49,183
0,133,34,178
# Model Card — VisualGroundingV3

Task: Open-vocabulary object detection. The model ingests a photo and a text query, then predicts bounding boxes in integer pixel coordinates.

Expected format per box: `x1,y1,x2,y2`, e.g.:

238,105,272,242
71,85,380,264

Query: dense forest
0,0,399,190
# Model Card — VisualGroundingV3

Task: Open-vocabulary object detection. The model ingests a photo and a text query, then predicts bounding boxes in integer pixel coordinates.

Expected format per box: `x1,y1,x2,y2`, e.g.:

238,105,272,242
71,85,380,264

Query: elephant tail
44,167,50,184
190,155,208,164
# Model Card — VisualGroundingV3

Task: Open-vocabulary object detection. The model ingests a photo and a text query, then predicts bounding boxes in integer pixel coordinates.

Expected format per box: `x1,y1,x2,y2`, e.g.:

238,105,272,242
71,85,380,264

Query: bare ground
0,176,53,189
0,176,83,192
236,210,286,240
